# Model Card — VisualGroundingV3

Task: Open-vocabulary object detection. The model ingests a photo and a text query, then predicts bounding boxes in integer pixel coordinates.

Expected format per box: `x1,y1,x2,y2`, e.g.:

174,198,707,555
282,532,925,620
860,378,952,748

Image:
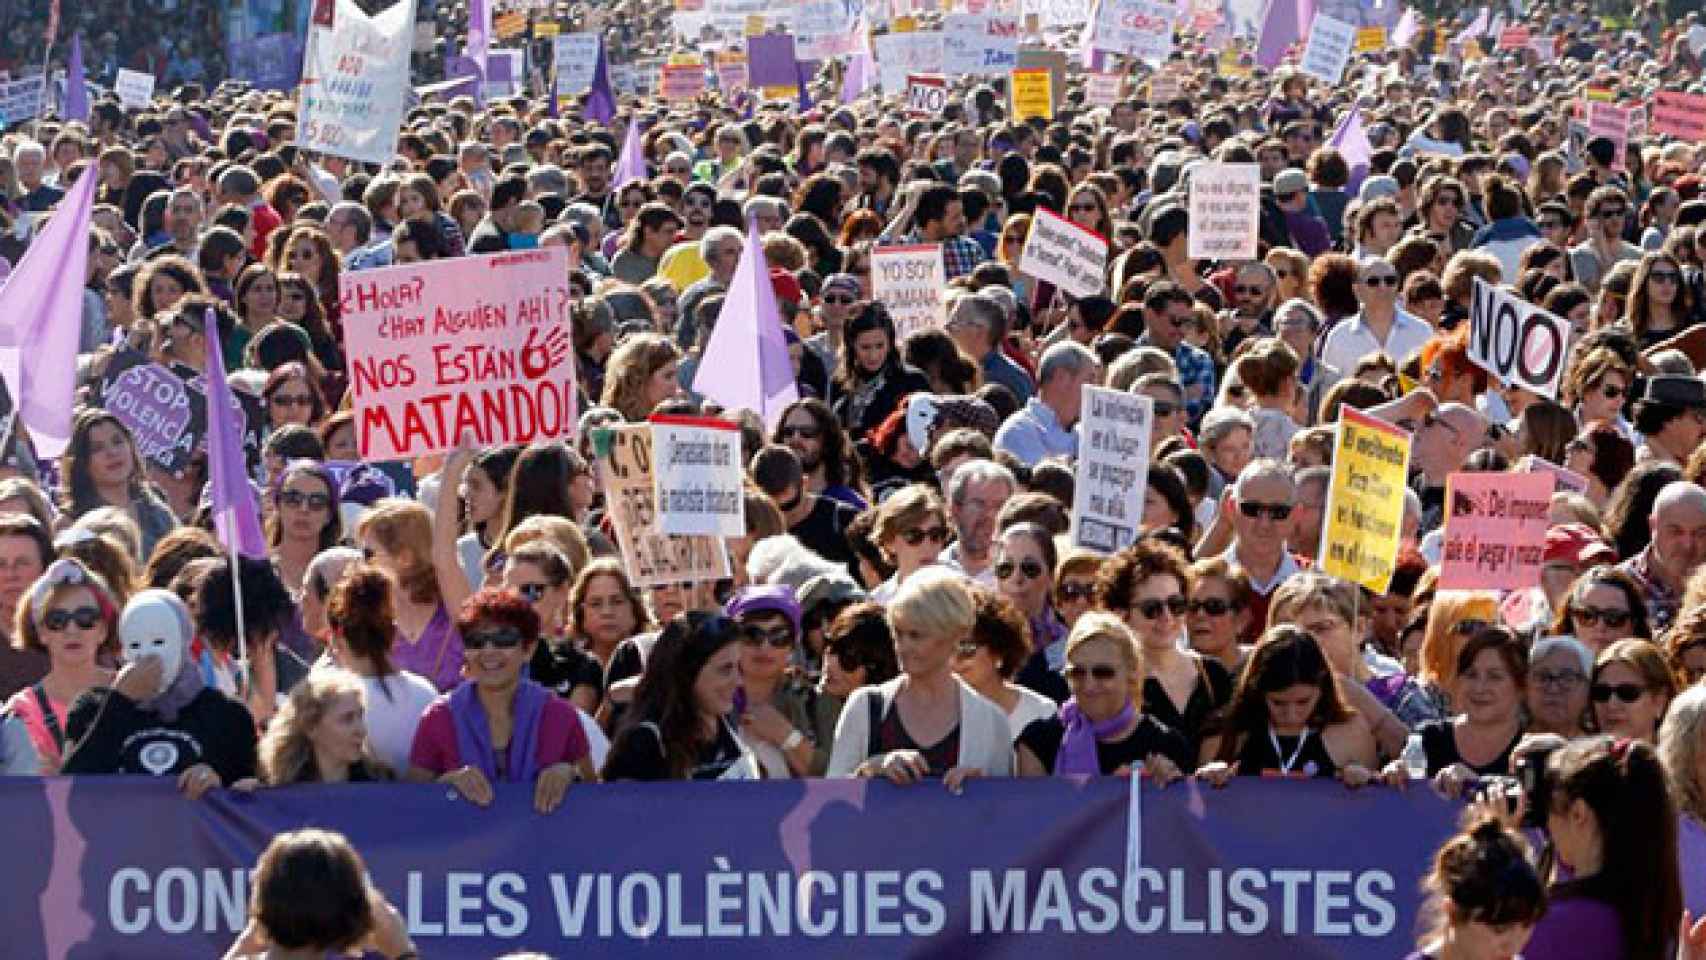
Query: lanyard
1268,726,1312,776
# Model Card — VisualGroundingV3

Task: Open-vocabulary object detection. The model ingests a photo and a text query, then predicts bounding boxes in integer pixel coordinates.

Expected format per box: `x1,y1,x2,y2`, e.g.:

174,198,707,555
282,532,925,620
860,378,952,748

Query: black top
1015,649,1069,704
1018,714,1193,775
61,687,258,786
873,703,960,777
529,639,605,704
1234,727,1338,779
1142,654,1233,757
602,717,746,781
1418,719,1521,778
791,496,859,569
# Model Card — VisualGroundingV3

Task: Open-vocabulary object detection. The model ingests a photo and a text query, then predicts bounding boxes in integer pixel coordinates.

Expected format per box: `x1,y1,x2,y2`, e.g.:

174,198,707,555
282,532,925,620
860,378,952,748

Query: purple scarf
450,679,550,784
1054,698,1136,777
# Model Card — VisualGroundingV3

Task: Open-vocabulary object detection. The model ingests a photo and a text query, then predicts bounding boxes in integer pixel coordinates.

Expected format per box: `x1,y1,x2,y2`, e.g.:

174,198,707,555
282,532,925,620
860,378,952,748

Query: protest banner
1300,14,1356,84
1438,472,1551,590
1071,386,1153,552
942,13,1020,76
1017,207,1108,298
873,32,946,91
1083,70,1124,106
0,776,1458,959
906,74,949,113
1496,23,1529,48
1353,25,1385,50
534,21,559,36
483,48,526,98
226,32,305,90
1010,67,1052,120
1090,0,1177,63
714,48,749,91
98,353,196,472
341,247,577,461
1585,99,1632,168
746,33,801,87
1186,162,1260,261
0,78,45,125
1652,90,1706,142
1146,71,1182,102
595,422,731,584
1320,407,1411,593
871,243,948,339
650,415,747,537
553,32,601,94
1518,454,1589,495
660,63,707,99
299,0,416,166
113,68,155,108
1013,46,1067,112
797,0,860,58
1467,277,1570,400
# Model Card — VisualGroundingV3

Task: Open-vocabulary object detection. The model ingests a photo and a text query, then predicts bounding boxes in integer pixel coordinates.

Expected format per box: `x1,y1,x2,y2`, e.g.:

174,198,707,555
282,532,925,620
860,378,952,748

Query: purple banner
746,34,800,88
3,776,1456,958
227,32,306,91
100,357,195,472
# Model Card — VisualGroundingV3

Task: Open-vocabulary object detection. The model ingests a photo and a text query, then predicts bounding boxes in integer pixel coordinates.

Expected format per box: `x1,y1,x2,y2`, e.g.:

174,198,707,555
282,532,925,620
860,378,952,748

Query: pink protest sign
340,247,577,461
1585,100,1633,168
1438,472,1552,590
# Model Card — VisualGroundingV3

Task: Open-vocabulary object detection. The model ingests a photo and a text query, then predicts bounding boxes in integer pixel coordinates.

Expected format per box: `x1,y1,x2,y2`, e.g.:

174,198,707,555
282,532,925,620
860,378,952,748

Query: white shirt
360,671,439,775
1223,544,1302,596
1005,687,1058,742
1319,308,1434,375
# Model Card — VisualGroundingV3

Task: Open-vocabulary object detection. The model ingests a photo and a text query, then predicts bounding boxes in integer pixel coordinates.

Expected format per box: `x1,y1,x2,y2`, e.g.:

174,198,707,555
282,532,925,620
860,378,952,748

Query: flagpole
36,41,54,122
229,536,250,696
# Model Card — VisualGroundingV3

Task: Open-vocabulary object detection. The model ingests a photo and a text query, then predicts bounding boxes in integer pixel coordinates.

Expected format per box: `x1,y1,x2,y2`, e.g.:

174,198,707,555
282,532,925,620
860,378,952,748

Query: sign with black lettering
1467,278,1570,400
905,73,948,114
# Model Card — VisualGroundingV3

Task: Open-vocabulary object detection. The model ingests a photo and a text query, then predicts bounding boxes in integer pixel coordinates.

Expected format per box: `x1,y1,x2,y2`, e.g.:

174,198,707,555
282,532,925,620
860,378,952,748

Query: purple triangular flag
64,34,88,121
0,165,96,458
1391,7,1419,46
585,37,616,125
203,308,267,559
614,118,647,188
840,49,874,101
1255,0,1313,67
1328,106,1373,194
692,221,799,430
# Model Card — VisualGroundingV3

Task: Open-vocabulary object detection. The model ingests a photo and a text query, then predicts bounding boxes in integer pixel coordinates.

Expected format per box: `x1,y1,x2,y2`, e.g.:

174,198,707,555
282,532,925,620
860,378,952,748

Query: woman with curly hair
952,587,1057,737
600,333,682,422
269,224,343,330
253,668,392,784
1306,252,1361,324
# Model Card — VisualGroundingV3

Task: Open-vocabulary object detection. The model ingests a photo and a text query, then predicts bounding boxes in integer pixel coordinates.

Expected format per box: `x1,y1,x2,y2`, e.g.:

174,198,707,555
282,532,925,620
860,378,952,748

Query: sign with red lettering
906,74,948,113
1653,90,1706,142
1496,24,1529,49
341,247,578,461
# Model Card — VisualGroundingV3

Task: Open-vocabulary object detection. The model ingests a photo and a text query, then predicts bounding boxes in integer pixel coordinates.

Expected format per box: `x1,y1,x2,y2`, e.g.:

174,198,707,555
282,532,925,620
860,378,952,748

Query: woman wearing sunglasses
501,542,603,715
953,589,1057,742
1625,252,1696,350
1097,538,1233,758
407,589,596,813
1591,639,1676,744
992,522,1065,663
4,559,118,773
1417,591,1502,714
1552,566,1651,656
868,485,951,604
726,586,816,778
1185,557,1252,675
1015,612,1190,779
267,461,341,607
604,612,761,781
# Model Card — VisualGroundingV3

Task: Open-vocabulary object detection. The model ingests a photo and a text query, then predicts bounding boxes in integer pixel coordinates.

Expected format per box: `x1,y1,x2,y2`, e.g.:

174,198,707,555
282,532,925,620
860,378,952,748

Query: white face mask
118,591,191,699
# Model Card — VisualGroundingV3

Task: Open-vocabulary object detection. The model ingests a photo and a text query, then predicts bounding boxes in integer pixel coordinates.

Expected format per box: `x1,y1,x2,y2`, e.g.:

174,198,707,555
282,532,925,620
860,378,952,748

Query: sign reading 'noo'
1467,278,1571,400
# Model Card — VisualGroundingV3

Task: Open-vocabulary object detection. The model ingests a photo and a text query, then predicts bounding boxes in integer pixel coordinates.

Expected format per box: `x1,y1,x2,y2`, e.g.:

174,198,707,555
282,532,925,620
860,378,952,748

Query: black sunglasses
278,490,331,510
900,526,949,547
1188,598,1239,616
1063,663,1120,682
1134,595,1188,620
1239,501,1292,521
463,626,525,650
742,625,796,649
43,606,102,631
1590,682,1646,703
1571,605,1631,629
515,583,549,602
995,558,1045,581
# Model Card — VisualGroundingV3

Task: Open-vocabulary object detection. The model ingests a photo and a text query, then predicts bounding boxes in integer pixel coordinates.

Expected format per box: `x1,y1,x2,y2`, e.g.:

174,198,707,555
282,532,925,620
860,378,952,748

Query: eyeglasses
1590,682,1647,703
1538,219,1565,230
1450,618,1492,636
780,424,821,440
1534,668,1586,691
1435,195,1462,208
463,626,525,650
1361,274,1400,288
994,558,1045,581
43,606,102,632
1058,581,1095,601
1134,595,1188,620
1069,202,1100,212
1571,605,1631,628
515,582,549,602
822,295,857,306
1235,285,1270,296
899,526,949,547
1063,663,1120,682
954,640,983,658
1595,207,1628,218
1650,270,1682,284
1238,501,1292,521
1188,598,1238,616
742,625,796,649
1599,383,1625,400
278,490,331,511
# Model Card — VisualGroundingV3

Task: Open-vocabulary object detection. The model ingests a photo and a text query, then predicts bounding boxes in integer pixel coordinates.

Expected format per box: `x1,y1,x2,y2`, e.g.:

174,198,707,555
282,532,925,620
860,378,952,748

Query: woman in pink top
3,559,119,772
407,589,596,813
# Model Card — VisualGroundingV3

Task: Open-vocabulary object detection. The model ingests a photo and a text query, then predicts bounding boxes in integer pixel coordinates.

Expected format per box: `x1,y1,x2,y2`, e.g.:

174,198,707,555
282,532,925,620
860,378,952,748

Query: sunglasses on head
1590,682,1647,703
995,558,1045,581
278,490,331,510
1134,595,1188,620
1063,663,1120,682
1571,605,1631,628
43,606,102,631
900,525,949,547
1239,501,1292,521
464,626,525,650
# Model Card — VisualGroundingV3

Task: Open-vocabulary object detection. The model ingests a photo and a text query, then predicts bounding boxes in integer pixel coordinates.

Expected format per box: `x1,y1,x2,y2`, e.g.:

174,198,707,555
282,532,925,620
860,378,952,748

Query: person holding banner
1410,628,1528,795
603,611,759,782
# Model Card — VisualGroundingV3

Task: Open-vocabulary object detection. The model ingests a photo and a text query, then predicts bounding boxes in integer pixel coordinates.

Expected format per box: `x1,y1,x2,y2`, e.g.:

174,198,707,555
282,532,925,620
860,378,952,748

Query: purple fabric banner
226,32,305,91
746,34,800,88
2,776,1457,958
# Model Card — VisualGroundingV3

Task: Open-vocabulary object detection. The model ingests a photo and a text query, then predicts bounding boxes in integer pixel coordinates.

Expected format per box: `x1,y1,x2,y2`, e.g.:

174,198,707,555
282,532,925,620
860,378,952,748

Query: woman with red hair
1417,328,1488,407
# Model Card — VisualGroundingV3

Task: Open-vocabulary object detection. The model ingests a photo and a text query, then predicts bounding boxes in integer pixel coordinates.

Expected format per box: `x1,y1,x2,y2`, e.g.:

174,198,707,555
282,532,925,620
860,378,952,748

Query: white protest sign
942,13,1021,76
1084,71,1124,106
1017,208,1108,298
299,0,416,166
797,0,860,58
0,78,44,125
113,69,155,109
873,32,946,92
1091,0,1177,63
1187,162,1260,261
1300,13,1357,84
553,33,600,94
871,244,948,339
906,74,949,113
483,48,525,99
1467,277,1571,400
596,424,732,586
651,415,746,537
1071,386,1153,552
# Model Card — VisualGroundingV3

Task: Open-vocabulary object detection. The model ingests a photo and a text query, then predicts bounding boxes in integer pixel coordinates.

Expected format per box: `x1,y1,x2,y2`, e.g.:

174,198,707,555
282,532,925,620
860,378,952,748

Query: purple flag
202,309,266,559
0,166,96,458
839,50,874,101
1391,7,1419,46
584,37,616,125
64,34,88,121
613,119,647,188
1328,106,1373,194
467,0,490,69
1255,0,1313,67
692,221,798,430
794,58,813,112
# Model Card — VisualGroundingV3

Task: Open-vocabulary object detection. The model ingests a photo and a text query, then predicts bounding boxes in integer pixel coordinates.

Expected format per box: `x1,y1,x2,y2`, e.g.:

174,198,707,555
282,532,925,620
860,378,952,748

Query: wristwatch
782,729,806,751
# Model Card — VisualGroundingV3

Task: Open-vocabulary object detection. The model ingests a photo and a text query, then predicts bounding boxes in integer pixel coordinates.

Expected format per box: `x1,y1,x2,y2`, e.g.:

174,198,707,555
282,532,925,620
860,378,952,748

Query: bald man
1618,481,1706,632
1408,402,1490,533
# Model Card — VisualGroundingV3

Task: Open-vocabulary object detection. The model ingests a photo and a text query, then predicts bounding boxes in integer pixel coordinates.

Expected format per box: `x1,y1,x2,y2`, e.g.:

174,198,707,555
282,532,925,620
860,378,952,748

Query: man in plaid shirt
901,183,987,280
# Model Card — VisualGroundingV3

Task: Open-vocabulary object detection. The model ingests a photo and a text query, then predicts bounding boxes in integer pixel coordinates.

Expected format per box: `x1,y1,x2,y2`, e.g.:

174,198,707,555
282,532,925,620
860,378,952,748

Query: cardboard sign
660,63,706,100
342,247,578,461
1652,90,1706,142
553,32,601,94
1009,66,1052,119
594,423,731,586
1071,387,1153,552
906,74,949,113
651,415,746,537
873,32,945,92
1084,71,1124,106
1585,100,1633,169
1354,26,1386,51
1090,0,1177,63
1300,14,1357,84
1017,208,1107,298
99,355,197,472
1186,162,1260,261
1147,71,1182,102
714,49,749,92
1467,278,1571,400
299,0,415,165
114,68,155,109
1438,472,1551,590
870,243,948,340
1319,407,1411,593
942,13,1020,76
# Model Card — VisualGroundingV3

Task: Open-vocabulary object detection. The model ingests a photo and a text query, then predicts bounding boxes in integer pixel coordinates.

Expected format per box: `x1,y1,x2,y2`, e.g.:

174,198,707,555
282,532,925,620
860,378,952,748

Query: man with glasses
1618,481,1706,633
674,225,745,348
1534,200,1575,251
1319,259,1432,377
1135,282,1215,422
1220,459,1302,632
1221,263,1278,348
940,460,1017,585
1569,185,1642,291
1408,402,1490,532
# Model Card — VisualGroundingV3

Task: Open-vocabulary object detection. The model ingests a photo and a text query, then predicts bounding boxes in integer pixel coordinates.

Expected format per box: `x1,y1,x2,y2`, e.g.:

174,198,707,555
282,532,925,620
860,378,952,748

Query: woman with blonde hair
3,559,119,771
254,668,391,785
1659,684,1706,917
354,498,468,693
868,484,951,603
600,333,682,422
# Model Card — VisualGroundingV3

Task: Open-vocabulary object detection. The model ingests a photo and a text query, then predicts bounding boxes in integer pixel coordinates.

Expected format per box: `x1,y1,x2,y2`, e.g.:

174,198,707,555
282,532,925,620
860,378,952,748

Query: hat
725,584,802,637
822,273,860,297
1640,375,1706,409
797,572,865,624
1272,168,1309,196
1544,523,1617,567
769,267,803,306
1358,175,1400,203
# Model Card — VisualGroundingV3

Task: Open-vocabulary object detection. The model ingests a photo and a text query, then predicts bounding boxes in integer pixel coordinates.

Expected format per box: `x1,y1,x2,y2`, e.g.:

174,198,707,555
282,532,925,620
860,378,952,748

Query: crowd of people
4,0,1706,956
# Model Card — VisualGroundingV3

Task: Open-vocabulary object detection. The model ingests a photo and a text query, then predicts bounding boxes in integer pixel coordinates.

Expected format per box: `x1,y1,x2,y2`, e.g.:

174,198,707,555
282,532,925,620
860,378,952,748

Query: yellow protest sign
1319,407,1411,593
494,11,527,38
1354,26,1385,51
893,16,917,31
534,20,560,36
744,14,765,35
1010,67,1051,120
1219,47,1251,77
